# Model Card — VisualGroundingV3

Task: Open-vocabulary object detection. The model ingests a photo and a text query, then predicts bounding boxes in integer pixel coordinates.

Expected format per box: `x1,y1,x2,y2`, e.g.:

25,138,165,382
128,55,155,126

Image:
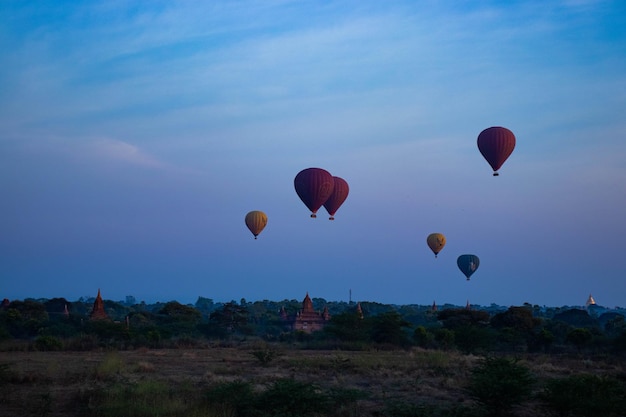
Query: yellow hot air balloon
245,211,268,239
426,233,446,258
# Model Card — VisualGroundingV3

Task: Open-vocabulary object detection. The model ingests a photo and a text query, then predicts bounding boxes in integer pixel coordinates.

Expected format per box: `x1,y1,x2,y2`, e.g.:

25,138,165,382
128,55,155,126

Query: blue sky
1,0,625,308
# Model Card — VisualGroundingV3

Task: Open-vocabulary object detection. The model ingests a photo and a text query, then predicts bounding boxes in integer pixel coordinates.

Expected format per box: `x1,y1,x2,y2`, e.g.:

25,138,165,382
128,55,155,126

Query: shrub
467,356,535,416
250,346,282,365
540,373,626,416
88,380,189,417
95,352,125,380
34,335,63,351
257,378,331,416
383,401,477,417
204,378,358,417
65,333,99,351
204,380,255,415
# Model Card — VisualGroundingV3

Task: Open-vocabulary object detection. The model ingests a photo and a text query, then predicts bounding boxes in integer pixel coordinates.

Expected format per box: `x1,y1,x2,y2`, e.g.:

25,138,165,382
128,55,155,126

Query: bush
34,335,63,351
540,373,626,416
467,356,535,416
65,333,99,351
94,352,125,380
87,380,189,417
204,378,364,417
383,401,478,417
204,380,255,415
250,346,282,365
257,378,331,416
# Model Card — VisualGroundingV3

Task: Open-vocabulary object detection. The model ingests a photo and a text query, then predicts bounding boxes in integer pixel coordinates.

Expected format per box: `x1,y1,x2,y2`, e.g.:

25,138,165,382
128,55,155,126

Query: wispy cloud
88,138,165,168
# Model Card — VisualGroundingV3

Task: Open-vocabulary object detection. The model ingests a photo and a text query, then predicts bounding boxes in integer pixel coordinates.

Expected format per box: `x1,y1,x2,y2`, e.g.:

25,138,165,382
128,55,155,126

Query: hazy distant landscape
1,294,625,416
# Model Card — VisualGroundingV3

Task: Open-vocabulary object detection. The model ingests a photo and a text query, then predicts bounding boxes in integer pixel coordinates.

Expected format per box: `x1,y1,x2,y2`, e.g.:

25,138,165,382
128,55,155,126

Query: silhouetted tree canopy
438,308,490,329
553,309,598,328
491,306,540,333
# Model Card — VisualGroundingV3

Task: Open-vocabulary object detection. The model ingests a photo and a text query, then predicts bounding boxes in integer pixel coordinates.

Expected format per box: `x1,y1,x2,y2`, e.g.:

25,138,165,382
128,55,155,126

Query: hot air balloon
294,168,335,218
323,176,349,220
426,233,446,258
457,254,480,280
477,126,516,176
245,210,267,239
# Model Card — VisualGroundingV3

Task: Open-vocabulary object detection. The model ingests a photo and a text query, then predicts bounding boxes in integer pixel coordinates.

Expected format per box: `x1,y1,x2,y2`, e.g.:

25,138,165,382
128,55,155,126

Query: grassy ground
0,343,623,417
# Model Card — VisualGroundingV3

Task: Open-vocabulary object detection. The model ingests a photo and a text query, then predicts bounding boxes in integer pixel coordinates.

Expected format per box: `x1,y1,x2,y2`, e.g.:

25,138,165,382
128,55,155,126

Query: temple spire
90,288,109,320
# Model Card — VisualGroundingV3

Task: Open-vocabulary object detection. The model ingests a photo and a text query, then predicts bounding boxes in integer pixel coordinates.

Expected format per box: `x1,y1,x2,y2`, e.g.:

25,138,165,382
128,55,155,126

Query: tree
453,325,496,354
490,307,542,351
433,328,455,350
158,302,201,321
601,313,626,337
437,308,490,329
194,297,215,316
467,357,535,417
209,302,249,337
566,328,593,351
527,328,555,352
553,309,598,328
1,300,49,338
324,311,369,342
437,308,492,352
491,306,540,333
369,311,411,347
413,325,433,348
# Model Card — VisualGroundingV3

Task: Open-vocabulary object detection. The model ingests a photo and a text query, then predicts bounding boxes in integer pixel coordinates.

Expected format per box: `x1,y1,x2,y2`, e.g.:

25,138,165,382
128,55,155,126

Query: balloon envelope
477,126,516,176
294,168,335,218
245,210,268,239
426,233,446,258
323,176,349,220
457,254,480,280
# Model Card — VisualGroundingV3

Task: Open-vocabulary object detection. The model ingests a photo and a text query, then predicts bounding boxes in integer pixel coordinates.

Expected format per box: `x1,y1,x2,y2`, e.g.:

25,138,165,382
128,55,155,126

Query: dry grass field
1,343,624,417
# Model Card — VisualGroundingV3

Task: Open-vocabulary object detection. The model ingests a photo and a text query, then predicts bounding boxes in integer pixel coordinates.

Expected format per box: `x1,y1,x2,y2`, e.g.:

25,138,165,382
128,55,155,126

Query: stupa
89,289,109,320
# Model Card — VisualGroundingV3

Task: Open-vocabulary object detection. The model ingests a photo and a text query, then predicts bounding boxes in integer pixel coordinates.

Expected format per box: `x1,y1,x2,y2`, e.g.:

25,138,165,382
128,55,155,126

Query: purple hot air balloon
323,176,349,220
294,168,335,218
477,126,516,176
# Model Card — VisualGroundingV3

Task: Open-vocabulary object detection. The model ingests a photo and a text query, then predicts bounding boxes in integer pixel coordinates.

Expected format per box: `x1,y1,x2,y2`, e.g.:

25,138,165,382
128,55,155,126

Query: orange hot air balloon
245,210,268,239
323,176,349,220
477,126,516,176
294,168,335,218
426,233,446,258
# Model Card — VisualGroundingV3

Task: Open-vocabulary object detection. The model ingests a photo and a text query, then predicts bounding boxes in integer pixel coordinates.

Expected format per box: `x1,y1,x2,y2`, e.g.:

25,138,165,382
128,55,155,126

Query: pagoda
284,293,331,333
90,289,109,320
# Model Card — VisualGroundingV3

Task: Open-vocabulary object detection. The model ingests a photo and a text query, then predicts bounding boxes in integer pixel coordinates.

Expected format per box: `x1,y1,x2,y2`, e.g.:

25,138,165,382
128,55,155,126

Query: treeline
1,296,625,355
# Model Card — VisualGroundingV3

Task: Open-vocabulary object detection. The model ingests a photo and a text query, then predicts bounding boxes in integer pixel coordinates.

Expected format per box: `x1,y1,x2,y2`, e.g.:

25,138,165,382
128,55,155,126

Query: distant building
586,294,596,307
282,293,331,333
90,289,109,321
356,302,364,319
